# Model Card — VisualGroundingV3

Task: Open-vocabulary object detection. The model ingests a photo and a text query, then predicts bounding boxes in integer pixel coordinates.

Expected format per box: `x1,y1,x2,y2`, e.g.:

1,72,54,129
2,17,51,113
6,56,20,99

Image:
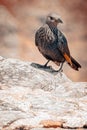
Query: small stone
40,120,63,128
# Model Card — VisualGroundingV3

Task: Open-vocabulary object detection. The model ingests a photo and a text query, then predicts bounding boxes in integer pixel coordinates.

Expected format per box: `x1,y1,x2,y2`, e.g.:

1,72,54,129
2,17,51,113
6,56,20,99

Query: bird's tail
68,56,81,71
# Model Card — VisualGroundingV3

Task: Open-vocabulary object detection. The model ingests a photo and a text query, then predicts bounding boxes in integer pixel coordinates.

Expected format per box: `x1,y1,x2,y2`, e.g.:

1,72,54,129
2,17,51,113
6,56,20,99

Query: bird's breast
45,29,55,43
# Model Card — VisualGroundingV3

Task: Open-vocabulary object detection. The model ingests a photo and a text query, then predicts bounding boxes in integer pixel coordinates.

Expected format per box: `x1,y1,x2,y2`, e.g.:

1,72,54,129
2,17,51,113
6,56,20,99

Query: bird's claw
51,69,63,73
44,65,52,69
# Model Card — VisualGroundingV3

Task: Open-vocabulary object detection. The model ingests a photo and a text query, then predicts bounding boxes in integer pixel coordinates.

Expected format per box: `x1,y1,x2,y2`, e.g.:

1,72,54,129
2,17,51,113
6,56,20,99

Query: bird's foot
43,65,52,69
31,63,63,75
38,64,52,69
51,69,63,73
52,62,64,73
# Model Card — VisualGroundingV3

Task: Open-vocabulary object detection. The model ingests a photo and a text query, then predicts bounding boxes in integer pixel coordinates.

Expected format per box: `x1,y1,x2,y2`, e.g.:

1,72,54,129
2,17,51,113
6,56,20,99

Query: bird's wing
57,30,72,65
35,27,45,46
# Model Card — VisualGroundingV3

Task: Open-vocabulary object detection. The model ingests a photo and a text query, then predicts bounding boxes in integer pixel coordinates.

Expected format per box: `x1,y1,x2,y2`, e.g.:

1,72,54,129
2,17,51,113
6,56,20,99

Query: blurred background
0,0,87,81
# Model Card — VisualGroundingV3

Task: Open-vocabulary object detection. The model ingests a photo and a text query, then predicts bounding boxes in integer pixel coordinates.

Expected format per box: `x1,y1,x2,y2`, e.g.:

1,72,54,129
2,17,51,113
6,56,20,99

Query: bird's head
46,13,63,27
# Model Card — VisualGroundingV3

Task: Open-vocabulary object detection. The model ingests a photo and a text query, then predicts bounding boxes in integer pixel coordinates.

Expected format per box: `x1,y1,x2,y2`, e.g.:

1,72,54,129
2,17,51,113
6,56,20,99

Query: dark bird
35,13,81,72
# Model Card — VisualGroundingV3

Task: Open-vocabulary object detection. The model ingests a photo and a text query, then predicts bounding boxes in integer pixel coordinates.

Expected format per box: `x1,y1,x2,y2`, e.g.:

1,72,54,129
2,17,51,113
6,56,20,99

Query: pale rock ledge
0,56,87,130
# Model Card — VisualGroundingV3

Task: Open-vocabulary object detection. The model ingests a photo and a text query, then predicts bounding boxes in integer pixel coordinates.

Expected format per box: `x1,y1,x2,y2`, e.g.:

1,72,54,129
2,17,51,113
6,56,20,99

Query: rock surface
0,56,87,130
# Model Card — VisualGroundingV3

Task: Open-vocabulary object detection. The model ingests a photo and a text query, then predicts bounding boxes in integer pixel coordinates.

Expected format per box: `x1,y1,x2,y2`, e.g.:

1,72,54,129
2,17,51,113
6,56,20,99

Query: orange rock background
0,0,87,81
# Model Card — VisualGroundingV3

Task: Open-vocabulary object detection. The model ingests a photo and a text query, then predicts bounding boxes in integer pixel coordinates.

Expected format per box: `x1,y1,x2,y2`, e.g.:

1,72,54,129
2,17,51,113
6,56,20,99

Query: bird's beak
58,18,63,23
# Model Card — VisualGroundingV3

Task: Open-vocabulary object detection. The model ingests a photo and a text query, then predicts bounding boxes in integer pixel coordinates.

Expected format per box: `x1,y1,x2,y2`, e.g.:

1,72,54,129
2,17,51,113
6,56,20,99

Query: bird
35,13,81,72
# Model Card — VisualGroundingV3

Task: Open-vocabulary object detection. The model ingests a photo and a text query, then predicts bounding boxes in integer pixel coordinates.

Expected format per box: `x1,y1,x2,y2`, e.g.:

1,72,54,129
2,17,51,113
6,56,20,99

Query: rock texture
0,56,87,130
0,0,87,82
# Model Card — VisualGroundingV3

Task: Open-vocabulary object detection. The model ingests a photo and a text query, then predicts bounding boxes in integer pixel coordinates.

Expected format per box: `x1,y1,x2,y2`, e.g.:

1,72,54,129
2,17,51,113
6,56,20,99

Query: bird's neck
46,22,58,35
46,21,57,29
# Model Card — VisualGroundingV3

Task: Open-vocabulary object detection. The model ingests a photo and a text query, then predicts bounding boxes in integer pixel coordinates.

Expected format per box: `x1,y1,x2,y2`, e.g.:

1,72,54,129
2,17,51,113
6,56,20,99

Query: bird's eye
50,16,54,20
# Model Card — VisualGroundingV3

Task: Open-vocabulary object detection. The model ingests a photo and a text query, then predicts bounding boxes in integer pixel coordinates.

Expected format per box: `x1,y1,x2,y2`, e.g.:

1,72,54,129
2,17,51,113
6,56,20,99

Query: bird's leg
57,62,64,72
53,62,64,72
42,60,52,69
44,60,50,67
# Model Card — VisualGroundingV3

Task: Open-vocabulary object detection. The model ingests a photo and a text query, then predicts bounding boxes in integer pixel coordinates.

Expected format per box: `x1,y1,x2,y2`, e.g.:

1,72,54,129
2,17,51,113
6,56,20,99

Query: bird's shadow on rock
31,63,62,75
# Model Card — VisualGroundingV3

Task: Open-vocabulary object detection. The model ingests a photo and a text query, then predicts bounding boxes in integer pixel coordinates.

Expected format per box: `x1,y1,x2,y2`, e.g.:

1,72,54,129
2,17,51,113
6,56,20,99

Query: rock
0,56,87,130
40,120,63,128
